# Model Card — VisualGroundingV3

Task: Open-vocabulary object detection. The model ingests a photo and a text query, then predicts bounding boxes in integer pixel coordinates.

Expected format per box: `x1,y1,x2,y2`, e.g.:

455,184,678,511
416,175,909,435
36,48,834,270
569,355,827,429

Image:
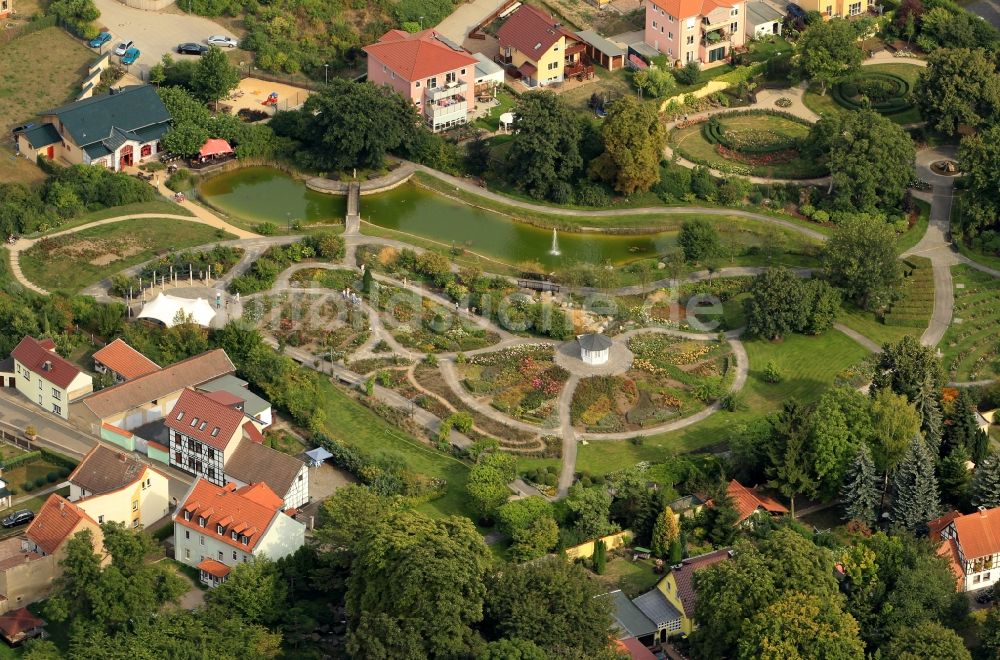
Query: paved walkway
834,323,883,353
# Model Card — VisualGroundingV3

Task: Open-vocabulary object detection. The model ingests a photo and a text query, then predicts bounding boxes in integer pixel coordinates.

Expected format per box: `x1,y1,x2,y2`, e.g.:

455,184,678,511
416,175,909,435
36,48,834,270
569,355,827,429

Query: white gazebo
138,293,217,328
579,333,613,366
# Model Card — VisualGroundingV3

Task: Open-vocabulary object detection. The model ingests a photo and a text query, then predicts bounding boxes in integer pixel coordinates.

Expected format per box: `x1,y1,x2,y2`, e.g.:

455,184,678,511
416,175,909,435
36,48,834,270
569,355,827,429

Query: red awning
518,62,537,78
199,138,234,158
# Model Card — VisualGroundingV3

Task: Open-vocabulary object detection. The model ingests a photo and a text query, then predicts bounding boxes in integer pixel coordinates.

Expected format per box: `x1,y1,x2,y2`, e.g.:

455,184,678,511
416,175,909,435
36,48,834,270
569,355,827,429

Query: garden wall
565,530,632,561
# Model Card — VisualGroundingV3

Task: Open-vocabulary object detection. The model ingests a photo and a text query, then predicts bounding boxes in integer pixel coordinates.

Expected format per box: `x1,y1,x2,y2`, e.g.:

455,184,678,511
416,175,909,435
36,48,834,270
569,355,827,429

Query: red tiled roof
364,29,477,81
726,480,788,524
670,548,732,617
204,390,243,407
101,422,133,439
25,494,97,556
929,509,962,539
197,558,232,578
937,538,965,590
68,444,147,495
952,507,1000,559
0,608,45,639
10,336,82,390
497,4,577,60
92,338,160,380
165,389,245,451
519,62,538,77
616,638,656,660
175,479,283,553
147,440,169,453
648,0,740,20
242,421,265,444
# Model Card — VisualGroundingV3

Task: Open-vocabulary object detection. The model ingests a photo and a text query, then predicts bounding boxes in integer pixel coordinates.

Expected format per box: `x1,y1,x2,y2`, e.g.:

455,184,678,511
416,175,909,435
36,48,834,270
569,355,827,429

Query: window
298,473,304,481
184,511,191,521
547,61,558,70
189,417,198,427
52,404,61,416
731,6,738,14
199,421,207,431
390,72,395,80
668,31,673,39
207,467,215,480
217,524,224,535
460,68,466,75
652,19,658,27
687,35,694,45
233,551,237,560
382,64,387,73
52,388,60,400
132,520,139,529
427,76,437,89
445,71,456,84
200,535,205,545
231,531,238,541
185,548,190,559
22,372,28,382
132,501,138,511
848,1,861,14
241,535,248,546
174,451,182,464
176,411,184,421
198,517,206,527
185,530,190,540
98,515,104,524
218,551,224,560
731,21,738,32
210,428,219,438
826,4,832,12
207,448,215,460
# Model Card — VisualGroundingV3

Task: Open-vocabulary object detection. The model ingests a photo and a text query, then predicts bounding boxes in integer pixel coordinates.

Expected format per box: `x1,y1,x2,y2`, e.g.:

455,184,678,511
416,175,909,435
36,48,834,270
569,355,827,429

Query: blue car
89,31,112,48
121,47,140,65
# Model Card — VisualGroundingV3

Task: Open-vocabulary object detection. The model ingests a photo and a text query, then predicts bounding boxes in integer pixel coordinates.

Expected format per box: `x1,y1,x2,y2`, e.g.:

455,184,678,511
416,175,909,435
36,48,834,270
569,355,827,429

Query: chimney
42,361,52,372
59,499,65,512
980,506,988,515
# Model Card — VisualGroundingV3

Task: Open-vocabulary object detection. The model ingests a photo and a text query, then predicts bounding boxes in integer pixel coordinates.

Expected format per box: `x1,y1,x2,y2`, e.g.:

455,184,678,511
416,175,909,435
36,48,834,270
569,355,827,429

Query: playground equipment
262,92,279,106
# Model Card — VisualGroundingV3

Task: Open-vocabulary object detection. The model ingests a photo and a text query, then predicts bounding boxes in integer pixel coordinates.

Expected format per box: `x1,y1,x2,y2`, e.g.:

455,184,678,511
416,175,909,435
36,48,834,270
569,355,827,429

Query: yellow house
496,4,590,87
641,548,732,640
68,444,171,530
795,0,873,18
10,336,92,420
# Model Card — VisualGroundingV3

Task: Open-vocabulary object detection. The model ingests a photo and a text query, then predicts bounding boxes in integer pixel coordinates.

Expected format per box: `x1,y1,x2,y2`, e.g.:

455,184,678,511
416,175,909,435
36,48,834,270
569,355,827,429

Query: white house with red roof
173,478,305,587
10,337,92,419
931,506,1000,592
644,0,746,67
364,29,478,132
166,388,308,509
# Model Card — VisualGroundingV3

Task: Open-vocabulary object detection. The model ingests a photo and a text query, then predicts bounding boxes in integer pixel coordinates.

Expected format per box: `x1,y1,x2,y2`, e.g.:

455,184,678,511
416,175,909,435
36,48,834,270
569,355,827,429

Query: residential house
720,479,788,526
173,478,305,587
497,4,591,87
931,507,1000,592
575,30,627,71
364,29,478,132
0,608,46,646
745,2,784,38
10,336,92,419
92,338,160,384
67,444,170,529
796,0,873,18
196,374,273,427
644,0,747,67
73,348,235,435
16,85,171,171
0,0,11,20
0,495,109,613
610,589,660,648
166,388,307,508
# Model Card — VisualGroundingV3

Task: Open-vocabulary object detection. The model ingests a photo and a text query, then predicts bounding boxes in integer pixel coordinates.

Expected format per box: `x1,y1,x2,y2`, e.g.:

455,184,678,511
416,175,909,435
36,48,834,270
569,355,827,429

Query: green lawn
600,556,662,598
671,113,828,179
941,265,1000,383
837,303,917,348
803,63,925,125
575,330,869,473
20,219,236,292
26,199,195,238
316,378,475,520
473,88,517,131
836,255,934,348
745,35,793,63
896,199,930,254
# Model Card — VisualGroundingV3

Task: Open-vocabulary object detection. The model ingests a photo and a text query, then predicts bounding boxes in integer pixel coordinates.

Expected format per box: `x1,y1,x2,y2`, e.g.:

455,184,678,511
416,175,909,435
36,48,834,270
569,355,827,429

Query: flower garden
671,110,828,179
942,266,1000,383
243,291,371,361
570,332,733,432
458,345,569,426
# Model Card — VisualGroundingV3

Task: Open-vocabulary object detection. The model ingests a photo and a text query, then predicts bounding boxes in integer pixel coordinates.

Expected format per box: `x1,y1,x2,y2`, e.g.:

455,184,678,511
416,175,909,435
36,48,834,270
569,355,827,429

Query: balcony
701,27,727,47
427,95,467,119
702,15,730,30
427,81,467,102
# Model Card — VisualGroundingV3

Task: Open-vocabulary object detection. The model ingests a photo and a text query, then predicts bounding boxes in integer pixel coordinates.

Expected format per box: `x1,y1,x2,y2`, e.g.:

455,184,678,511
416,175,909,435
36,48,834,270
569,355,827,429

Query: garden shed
579,333,613,365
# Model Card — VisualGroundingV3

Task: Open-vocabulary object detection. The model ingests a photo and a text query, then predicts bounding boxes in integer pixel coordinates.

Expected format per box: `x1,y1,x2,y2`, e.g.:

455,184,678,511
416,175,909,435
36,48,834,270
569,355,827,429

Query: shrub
46,471,59,483
254,222,278,236
674,60,701,85
763,361,783,384
21,482,32,492
33,478,46,490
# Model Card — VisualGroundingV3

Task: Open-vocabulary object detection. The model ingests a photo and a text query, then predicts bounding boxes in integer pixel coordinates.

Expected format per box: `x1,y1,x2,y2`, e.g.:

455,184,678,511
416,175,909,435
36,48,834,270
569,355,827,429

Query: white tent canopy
138,293,217,328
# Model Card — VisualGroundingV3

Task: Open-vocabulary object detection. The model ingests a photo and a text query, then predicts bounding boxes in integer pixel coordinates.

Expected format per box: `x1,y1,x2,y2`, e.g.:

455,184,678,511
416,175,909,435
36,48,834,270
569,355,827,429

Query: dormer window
190,417,198,427
176,411,184,421
184,511,191,521
198,517,206,527
216,524,224,535
199,421,207,431
231,531,238,541
211,427,220,437
241,535,248,545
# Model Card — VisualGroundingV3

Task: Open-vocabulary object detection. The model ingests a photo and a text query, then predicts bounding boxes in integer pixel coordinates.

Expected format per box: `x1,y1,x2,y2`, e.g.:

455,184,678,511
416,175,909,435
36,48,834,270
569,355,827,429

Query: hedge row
2,451,42,470
833,72,914,115
702,121,799,154
883,315,928,327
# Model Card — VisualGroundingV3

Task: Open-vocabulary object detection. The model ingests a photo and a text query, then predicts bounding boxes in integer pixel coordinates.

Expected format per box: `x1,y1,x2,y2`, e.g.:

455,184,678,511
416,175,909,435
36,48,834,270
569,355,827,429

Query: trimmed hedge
1,451,42,470
703,121,799,154
833,72,914,116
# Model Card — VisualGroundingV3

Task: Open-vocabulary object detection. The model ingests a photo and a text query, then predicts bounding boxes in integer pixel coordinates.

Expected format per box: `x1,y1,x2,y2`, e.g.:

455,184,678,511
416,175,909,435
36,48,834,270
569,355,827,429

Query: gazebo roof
199,138,234,158
579,333,613,351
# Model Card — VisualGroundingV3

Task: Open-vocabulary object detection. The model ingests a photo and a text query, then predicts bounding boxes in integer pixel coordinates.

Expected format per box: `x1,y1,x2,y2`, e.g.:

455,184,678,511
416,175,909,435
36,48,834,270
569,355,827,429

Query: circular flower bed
832,71,914,115
775,97,793,108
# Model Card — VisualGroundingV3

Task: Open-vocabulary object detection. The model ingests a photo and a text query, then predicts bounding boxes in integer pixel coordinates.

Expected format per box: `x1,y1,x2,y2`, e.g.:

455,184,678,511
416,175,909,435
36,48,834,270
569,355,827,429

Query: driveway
91,0,238,74
434,0,505,51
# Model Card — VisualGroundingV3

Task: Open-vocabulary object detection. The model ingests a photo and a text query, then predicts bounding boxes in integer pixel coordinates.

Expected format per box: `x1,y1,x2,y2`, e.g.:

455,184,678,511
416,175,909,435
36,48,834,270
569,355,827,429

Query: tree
565,484,614,540
302,79,421,170
871,335,944,403
823,214,902,309
938,445,972,503
891,437,940,532
811,387,870,498
48,0,99,39
917,48,1000,136
511,516,559,562
507,92,583,202
346,511,490,658
914,373,944,454
592,539,607,574
650,507,680,558
193,46,240,109
893,0,924,38
632,67,677,98
484,557,612,657
496,496,553,536
885,620,971,660
204,558,287,626
162,121,210,157
800,279,841,334
796,19,863,94
467,452,516,522
826,111,915,212
590,96,666,194
958,123,1000,235
744,268,804,339
870,389,921,473
478,638,548,660
971,450,1000,508
765,400,815,517
701,488,740,546
943,388,989,462
678,218,719,262
842,444,880,525
738,591,864,660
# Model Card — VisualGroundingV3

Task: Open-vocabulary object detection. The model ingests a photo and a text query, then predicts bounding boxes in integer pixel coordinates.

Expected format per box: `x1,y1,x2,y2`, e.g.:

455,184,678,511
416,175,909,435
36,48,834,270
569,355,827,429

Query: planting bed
942,266,1000,383
880,256,934,328
671,110,827,179
570,332,732,433
244,292,370,362
458,345,569,426
833,71,913,116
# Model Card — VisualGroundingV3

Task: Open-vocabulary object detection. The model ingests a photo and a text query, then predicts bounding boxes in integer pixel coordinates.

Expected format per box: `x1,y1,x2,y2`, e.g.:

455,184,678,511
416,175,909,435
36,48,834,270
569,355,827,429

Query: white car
207,35,238,48
113,40,134,56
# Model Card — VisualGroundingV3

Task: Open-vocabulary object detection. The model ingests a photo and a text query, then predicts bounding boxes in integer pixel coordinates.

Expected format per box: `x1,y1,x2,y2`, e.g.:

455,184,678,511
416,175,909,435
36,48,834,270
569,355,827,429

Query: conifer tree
972,451,1000,509
650,507,679,559
592,540,607,575
915,374,944,455
891,437,941,532
944,389,988,462
841,444,880,526
938,445,972,503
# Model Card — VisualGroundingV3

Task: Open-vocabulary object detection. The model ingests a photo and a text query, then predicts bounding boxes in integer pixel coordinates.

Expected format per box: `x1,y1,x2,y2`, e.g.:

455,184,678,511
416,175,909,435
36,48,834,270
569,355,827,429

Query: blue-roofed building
16,85,171,171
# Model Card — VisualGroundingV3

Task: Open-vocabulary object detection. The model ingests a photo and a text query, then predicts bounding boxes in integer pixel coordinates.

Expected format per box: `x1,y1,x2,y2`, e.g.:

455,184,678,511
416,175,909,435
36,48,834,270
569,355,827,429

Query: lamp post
324,63,329,84
286,212,291,233
419,15,424,29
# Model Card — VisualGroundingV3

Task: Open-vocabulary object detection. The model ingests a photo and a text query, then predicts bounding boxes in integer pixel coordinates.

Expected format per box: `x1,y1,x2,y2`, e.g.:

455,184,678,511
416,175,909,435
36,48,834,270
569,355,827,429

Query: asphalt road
91,0,239,74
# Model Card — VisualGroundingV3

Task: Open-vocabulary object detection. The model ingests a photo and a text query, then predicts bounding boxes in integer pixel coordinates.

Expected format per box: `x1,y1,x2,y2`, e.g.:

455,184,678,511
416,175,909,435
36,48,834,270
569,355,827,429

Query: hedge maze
833,71,915,116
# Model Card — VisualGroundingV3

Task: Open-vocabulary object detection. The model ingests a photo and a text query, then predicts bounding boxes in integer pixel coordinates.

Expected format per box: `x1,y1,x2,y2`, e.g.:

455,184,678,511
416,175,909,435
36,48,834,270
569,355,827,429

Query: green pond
201,167,675,267
200,167,346,224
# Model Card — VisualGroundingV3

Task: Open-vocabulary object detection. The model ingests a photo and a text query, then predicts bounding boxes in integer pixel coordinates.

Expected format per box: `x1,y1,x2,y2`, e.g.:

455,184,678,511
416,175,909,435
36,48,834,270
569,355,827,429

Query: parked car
1,510,34,528
207,35,238,48
177,42,209,55
114,40,134,56
121,47,140,65
11,123,33,138
977,588,996,604
786,2,806,17
89,31,112,48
